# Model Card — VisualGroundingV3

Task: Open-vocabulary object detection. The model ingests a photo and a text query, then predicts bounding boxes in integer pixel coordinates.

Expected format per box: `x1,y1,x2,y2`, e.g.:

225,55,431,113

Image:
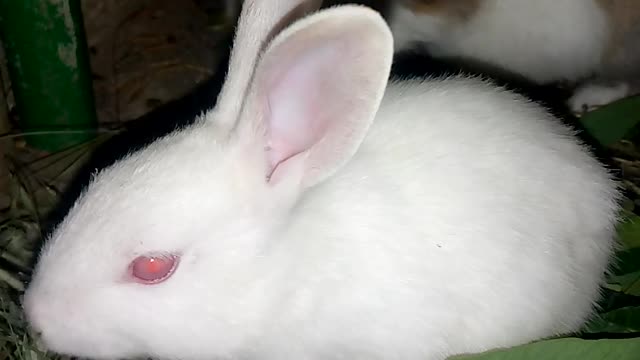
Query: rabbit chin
23,290,135,359
39,336,137,360
23,289,238,360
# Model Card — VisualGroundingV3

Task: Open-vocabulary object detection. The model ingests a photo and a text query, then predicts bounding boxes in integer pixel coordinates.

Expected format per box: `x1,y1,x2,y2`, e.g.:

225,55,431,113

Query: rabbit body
235,79,621,359
23,3,621,360
390,0,608,85
388,0,640,111
24,78,620,360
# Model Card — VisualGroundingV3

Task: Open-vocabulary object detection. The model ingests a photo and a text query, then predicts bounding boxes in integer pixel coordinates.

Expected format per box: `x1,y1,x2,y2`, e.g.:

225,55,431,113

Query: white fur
569,82,631,112
388,0,610,84
23,3,621,360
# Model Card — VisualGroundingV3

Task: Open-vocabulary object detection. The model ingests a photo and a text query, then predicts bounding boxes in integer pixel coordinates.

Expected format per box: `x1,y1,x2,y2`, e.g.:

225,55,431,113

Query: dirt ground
0,0,235,228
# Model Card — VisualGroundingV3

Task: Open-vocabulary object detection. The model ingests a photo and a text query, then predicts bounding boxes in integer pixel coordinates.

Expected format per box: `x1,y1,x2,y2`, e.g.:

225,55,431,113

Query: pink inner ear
249,9,391,189
262,44,340,178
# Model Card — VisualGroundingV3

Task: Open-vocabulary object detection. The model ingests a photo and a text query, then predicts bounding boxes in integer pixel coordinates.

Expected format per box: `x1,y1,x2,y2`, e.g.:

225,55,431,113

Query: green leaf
583,306,640,333
610,248,640,277
617,211,640,250
607,271,640,297
579,95,640,146
449,337,640,360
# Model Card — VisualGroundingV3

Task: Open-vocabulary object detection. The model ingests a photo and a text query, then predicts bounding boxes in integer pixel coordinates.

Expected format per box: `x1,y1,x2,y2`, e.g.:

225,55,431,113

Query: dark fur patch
403,0,481,20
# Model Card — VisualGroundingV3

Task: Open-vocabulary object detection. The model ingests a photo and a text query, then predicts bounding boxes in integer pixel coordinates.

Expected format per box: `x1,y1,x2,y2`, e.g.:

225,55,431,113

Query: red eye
130,254,179,284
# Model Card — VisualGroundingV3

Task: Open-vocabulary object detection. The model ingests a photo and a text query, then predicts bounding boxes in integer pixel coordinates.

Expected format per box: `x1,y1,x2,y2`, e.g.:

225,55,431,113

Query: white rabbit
388,0,640,112
23,1,621,360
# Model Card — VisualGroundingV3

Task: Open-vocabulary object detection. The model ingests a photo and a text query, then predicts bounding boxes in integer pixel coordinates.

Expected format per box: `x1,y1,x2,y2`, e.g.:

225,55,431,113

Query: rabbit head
23,1,393,359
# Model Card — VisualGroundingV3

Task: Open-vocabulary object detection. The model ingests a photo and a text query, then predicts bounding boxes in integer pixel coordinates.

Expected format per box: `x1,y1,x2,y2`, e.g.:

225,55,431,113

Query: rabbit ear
213,0,323,131
238,5,393,189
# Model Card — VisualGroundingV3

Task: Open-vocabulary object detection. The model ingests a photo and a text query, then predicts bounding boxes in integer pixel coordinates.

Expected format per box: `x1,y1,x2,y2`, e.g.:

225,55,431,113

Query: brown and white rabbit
23,1,621,360
388,0,640,112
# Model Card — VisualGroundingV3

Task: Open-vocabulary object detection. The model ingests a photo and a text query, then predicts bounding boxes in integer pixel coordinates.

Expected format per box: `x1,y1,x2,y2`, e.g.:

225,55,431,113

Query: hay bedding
0,1,639,359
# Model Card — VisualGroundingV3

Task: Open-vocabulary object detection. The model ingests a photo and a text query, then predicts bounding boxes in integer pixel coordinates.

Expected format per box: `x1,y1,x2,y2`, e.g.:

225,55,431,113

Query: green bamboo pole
0,0,97,152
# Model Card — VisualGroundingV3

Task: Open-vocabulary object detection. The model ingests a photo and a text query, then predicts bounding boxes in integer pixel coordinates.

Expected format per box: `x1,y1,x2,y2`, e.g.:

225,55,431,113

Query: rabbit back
266,77,620,359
